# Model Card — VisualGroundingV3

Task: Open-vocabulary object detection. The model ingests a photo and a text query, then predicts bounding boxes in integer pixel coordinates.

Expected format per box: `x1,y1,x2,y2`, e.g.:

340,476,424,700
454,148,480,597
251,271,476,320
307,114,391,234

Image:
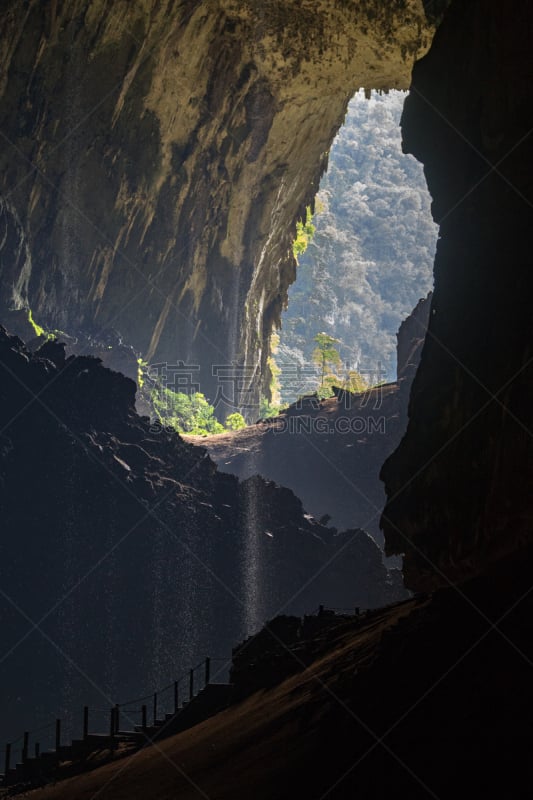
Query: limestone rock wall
0,0,432,412
381,0,533,590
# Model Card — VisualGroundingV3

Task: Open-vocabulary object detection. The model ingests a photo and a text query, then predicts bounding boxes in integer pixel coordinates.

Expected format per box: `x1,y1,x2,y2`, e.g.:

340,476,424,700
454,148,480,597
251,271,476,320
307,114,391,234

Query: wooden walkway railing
1,601,417,787
1,656,231,788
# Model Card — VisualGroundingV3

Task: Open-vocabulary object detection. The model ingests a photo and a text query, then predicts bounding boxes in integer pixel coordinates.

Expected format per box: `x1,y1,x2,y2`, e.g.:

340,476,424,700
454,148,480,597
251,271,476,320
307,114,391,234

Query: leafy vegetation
312,332,342,389
278,90,437,404
259,397,285,419
151,386,225,436
310,332,370,399
259,331,288,418
344,369,369,394
150,386,250,436
27,309,53,340
225,412,247,431
137,358,148,389
292,206,316,259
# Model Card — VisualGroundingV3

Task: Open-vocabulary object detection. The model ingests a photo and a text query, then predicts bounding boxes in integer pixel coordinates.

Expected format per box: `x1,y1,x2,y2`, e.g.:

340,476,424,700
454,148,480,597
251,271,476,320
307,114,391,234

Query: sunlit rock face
381,0,533,590
0,1,432,411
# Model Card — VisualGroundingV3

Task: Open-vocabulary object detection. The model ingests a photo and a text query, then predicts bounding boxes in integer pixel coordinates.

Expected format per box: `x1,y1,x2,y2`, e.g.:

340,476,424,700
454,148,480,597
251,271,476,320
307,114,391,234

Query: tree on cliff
313,332,341,389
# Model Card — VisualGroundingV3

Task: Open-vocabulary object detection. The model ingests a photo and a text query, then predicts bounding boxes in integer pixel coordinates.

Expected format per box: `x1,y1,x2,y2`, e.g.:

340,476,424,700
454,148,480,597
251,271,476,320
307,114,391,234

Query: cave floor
18,547,533,800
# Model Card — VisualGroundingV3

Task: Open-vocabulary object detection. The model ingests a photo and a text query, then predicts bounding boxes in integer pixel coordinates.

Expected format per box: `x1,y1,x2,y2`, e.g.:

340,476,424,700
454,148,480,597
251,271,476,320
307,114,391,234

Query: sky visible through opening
277,89,438,404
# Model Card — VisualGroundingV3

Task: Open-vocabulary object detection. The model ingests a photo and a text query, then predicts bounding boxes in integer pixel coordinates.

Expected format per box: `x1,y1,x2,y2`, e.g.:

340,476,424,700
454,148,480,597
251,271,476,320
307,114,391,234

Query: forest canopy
278,90,437,405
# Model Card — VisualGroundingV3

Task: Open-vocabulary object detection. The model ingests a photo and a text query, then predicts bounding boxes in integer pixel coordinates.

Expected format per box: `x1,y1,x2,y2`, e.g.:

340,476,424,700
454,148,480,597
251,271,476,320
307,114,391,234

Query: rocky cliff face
0,1,432,412
0,325,397,746
381,0,533,589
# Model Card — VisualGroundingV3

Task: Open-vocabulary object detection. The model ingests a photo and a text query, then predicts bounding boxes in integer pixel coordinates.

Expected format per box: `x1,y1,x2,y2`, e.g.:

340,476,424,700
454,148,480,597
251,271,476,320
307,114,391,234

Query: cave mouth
276,89,438,408
195,90,439,561
139,91,437,434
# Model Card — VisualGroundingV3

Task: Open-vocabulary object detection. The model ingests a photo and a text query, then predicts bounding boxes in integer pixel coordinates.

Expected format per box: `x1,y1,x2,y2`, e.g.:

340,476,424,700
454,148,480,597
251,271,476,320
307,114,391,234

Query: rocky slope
190,385,403,544
0,1,433,413
381,0,533,590
0,326,399,748
189,295,431,543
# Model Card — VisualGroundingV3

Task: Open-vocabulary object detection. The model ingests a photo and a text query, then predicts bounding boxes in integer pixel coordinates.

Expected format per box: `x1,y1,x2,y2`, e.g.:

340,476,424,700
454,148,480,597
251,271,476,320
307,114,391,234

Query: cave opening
276,89,438,408
198,90,440,608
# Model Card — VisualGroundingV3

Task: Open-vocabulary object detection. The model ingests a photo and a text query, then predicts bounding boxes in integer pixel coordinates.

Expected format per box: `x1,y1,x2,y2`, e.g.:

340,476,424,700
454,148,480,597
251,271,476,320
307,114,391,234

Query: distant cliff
278,91,436,390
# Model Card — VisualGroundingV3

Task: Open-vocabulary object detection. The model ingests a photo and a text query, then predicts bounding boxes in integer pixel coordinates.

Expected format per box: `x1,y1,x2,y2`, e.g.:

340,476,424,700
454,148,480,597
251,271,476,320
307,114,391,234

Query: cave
0,1,532,797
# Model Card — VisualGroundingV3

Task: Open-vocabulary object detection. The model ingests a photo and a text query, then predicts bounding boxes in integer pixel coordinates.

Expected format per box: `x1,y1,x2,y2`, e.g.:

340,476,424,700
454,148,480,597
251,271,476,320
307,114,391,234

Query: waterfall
240,465,268,636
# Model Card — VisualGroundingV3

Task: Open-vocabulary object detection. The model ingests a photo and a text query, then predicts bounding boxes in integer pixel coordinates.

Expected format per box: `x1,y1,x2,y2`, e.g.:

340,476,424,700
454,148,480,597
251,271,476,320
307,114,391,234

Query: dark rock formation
194,387,402,544
381,0,533,589
237,474,404,620
195,296,431,544
396,291,431,384
230,604,397,701
0,326,397,747
0,1,433,412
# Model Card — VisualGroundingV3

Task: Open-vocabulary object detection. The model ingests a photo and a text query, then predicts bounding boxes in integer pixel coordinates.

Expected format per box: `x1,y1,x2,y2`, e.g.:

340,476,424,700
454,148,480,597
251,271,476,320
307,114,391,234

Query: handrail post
55,720,61,753
205,657,211,687
174,681,179,713
83,706,89,740
153,692,158,725
189,669,194,701
114,704,120,735
22,732,29,763
4,743,11,779
141,705,147,732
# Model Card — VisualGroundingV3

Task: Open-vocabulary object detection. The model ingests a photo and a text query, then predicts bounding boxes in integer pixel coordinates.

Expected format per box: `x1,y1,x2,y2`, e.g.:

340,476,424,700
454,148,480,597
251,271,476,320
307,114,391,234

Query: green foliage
267,330,282,406
137,358,148,389
225,412,246,431
152,387,225,436
312,332,342,389
316,380,335,400
27,309,53,340
292,206,316,259
258,331,290,419
150,386,254,436
259,397,287,419
344,369,368,394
